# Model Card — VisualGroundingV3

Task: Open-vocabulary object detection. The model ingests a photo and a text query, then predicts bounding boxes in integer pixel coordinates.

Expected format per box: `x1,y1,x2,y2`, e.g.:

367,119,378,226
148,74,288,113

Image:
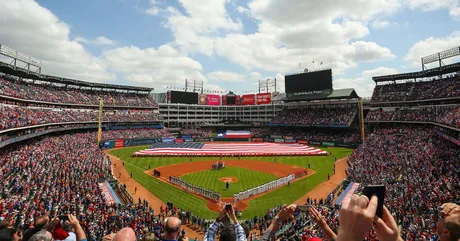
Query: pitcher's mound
219,177,238,183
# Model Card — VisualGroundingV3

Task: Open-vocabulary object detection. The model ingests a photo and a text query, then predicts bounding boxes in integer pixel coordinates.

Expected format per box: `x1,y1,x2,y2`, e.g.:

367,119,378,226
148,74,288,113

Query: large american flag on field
133,143,327,156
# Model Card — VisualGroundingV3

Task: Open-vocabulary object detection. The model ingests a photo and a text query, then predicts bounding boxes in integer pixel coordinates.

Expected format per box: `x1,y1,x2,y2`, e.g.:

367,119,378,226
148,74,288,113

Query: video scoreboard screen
226,96,236,105
285,69,333,94
169,91,198,104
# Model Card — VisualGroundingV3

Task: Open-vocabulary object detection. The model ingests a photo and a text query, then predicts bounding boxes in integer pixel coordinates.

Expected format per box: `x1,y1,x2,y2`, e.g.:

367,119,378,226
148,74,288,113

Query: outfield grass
109,146,353,219
181,166,278,197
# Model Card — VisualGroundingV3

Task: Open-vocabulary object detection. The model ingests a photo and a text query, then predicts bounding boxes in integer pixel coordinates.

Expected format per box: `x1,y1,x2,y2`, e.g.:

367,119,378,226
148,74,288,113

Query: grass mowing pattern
109,146,353,219
181,166,278,197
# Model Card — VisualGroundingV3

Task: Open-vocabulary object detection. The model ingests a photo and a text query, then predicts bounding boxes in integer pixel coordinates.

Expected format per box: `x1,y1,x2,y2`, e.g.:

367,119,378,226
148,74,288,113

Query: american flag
134,143,327,156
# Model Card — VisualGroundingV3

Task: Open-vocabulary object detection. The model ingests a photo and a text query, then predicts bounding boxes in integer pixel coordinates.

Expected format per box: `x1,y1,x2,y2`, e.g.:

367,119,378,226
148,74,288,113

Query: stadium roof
373,62,460,83
0,61,153,92
282,88,359,102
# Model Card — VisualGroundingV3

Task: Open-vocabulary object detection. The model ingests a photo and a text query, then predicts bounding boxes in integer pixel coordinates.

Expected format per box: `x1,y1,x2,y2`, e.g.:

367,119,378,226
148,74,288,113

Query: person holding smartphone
203,204,247,241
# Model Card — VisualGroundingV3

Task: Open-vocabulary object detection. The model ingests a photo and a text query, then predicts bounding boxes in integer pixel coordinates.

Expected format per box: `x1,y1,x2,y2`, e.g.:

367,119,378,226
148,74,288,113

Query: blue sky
1,0,459,97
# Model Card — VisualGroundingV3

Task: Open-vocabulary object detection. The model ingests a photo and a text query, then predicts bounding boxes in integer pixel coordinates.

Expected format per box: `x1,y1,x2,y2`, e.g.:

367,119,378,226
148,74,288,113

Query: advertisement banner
235,95,240,105
207,94,221,105
124,138,160,147
256,93,271,105
284,136,294,140
309,141,321,145
274,139,285,143
284,139,297,143
115,139,125,148
297,140,309,144
221,95,227,105
241,94,256,105
194,138,211,142
322,142,335,147
264,138,274,142
271,135,282,139
103,141,110,148
199,94,207,105
184,138,194,142
162,137,175,143
252,137,263,142
181,134,192,139
175,138,184,143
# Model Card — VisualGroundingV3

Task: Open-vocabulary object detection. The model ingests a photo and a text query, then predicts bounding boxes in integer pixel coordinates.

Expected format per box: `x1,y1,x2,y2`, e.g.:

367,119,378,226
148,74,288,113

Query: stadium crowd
347,127,460,240
180,128,213,138
102,129,170,140
366,105,460,128
270,106,357,126
0,76,156,107
0,127,458,241
0,105,162,131
371,74,460,102
251,128,361,144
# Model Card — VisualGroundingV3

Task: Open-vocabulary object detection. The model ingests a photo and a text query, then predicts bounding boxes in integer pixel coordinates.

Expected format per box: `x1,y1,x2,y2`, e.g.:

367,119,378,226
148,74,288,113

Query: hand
277,204,297,222
374,206,403,241
336,195,378,241
227,205,238,223
183,237,189,241
309,206,325,226
46,218,60,232
441,203,460,217
217,207,227,222
102,233,115,241
67,214,80,229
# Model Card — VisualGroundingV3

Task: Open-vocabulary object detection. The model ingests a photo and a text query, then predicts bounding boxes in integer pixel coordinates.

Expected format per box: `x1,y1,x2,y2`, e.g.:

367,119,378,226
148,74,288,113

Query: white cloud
334,67,398,97
208,71,247,82
102,45,212,91
371,20,392,29
145,0,159,16
406,0,459,19
404,31,460,67
349,41,396,62
75,36,117,46
236,6,249,14
0,0,115,82
362,67,399,78
163,0,243,55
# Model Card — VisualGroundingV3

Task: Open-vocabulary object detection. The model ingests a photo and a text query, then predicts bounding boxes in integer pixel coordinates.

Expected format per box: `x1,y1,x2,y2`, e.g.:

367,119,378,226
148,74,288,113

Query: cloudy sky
0,0,459,97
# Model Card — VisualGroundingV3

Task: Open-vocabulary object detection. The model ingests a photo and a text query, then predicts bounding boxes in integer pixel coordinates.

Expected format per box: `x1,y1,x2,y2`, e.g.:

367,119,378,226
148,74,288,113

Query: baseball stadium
0,2,459,241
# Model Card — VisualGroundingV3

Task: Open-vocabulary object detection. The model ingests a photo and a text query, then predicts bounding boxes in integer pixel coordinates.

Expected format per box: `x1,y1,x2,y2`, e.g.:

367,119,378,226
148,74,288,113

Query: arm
260,204,296,241
228,205,247,241
68,214,87,241
309,207,337,241
204,208,227,241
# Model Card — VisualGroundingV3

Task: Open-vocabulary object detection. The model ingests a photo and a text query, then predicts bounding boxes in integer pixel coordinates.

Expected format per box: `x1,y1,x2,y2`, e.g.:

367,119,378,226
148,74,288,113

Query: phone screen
225,204,231,211
58,215,69,221
362,185,385,218
295,205,310,212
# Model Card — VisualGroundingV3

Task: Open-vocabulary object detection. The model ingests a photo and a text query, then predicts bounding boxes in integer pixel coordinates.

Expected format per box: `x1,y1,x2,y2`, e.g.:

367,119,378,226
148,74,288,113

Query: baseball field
109,145,353,219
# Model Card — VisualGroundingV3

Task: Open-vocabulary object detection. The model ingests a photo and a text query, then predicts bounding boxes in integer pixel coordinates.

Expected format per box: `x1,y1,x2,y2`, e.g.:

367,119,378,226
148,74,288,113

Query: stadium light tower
97,97,104,145
258,78,277,93
185,79,204,94
0,44,42,74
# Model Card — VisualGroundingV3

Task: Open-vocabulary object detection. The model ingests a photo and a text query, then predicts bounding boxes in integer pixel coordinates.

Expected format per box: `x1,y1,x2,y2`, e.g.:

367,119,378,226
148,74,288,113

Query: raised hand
336,195,378,241
374,206,403,241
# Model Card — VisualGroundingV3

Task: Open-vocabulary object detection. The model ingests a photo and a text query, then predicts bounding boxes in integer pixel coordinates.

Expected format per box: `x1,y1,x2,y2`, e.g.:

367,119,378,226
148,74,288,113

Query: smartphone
225,204,232,211
362,185,385,218
58,215,69,221
295,205,311,212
